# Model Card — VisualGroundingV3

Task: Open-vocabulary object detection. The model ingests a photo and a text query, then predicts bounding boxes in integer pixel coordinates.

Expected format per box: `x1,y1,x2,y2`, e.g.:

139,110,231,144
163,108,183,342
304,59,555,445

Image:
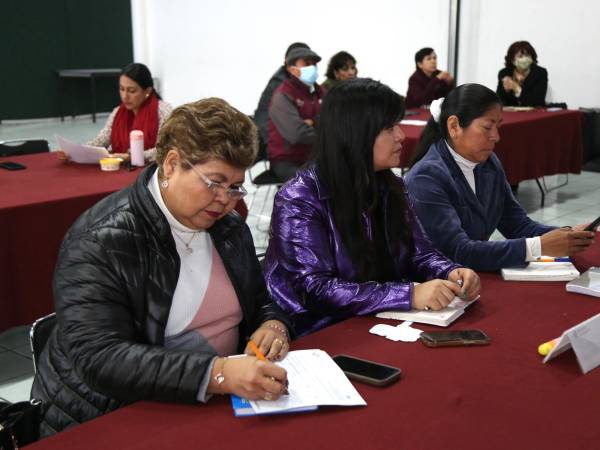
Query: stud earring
160,179,169,189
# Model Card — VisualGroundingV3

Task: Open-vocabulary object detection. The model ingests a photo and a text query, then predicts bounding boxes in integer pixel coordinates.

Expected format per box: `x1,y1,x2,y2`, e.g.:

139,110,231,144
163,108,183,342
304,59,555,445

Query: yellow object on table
99,157,123,171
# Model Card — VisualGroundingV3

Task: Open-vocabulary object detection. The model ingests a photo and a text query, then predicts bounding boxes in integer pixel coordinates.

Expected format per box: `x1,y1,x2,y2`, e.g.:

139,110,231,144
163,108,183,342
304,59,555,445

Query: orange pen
249,339,289,394
248,339,267,361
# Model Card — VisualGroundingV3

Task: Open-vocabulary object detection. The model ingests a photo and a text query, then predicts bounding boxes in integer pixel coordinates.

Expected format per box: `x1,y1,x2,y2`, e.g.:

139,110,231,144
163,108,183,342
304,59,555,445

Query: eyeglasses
182,159,248,200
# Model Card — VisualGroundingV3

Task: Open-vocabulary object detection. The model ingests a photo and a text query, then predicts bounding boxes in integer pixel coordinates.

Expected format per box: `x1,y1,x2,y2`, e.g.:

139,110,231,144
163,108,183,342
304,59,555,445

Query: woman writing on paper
86,62,173,161
404,84,595,272
263,78,480,337
32,98,291,437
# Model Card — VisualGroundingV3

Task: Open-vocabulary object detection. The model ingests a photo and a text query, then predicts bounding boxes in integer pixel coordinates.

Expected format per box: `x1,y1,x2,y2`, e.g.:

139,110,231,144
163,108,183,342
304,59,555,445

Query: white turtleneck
148,170,214,336
446,141,541,261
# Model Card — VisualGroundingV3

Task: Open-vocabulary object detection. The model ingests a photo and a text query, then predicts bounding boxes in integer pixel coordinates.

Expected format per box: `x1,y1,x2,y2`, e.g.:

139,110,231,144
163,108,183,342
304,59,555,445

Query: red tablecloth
400,109,584,185
27,242,600,450
0,153,248,331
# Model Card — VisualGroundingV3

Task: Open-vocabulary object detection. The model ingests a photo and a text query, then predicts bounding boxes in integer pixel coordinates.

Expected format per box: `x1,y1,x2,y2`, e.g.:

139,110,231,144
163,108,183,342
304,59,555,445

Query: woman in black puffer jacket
32,98,293,437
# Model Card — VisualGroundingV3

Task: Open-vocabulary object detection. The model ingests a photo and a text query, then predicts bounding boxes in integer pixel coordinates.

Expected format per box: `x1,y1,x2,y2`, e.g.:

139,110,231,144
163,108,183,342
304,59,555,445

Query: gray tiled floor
1,117,599,403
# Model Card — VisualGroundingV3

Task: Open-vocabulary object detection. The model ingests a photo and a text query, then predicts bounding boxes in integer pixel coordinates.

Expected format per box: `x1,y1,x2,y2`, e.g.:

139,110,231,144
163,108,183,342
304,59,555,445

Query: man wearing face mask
496,41,548,107
268,47,324,182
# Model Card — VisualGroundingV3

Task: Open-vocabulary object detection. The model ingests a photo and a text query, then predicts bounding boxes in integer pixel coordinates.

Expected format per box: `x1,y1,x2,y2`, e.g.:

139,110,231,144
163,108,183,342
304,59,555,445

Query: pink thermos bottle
130,130,145,167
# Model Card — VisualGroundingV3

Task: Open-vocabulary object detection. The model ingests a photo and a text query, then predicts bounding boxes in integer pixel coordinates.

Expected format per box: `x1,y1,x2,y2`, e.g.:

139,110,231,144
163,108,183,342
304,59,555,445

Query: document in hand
566,267,600,298
231,349,366,416
375,296,480,327
501,262,580,281
55,135,109,164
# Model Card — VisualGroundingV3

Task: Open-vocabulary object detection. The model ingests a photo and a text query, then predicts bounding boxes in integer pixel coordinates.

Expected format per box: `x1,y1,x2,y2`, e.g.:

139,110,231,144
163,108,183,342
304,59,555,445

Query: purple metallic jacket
264,166,461,336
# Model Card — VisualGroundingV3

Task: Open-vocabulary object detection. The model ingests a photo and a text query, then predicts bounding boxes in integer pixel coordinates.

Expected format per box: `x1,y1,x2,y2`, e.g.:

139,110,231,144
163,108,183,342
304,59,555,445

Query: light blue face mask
299,65,318,86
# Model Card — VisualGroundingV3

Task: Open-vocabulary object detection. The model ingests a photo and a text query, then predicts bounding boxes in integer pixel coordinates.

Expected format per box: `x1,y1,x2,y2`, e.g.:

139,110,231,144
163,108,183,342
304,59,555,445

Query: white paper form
56,135,110,164
250,349,366,414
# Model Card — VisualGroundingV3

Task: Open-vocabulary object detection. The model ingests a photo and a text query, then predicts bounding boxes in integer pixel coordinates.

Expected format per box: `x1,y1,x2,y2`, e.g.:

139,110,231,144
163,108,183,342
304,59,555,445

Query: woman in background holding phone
404,83,595,272
264,78,480,337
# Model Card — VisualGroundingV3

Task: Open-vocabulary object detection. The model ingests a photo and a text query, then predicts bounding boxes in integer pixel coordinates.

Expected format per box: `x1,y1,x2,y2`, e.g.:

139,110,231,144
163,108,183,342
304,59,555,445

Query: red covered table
0,152,249,331
400,108,584,185
0,153,139,331
27,243,600,450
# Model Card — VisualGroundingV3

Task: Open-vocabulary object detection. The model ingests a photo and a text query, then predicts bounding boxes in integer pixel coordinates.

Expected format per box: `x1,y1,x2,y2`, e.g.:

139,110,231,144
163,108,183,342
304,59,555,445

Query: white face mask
514,55,533,71
299,65,318,86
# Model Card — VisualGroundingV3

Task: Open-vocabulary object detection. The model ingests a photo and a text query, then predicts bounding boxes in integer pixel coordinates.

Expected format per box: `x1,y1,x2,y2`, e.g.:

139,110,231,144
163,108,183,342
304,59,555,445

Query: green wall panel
0,0,133,120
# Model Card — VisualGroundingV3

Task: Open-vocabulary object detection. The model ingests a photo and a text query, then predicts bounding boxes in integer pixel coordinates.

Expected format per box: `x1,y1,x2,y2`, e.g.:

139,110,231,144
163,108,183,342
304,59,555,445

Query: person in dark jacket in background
268,47,324,182
405,47,454,109
32,98,292,437
253,42,310,151
496,41,547,107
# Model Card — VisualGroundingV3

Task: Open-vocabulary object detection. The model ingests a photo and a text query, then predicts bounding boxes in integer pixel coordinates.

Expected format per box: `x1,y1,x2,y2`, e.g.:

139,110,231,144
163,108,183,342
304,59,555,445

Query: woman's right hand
209,356,288,401
540,228,595,256
412,279,463,311
502,76,514,92
56,150,70,161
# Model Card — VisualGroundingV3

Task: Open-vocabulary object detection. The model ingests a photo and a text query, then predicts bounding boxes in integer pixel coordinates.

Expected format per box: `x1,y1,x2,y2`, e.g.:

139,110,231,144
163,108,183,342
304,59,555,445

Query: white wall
131,0,451,114
458,0,600,108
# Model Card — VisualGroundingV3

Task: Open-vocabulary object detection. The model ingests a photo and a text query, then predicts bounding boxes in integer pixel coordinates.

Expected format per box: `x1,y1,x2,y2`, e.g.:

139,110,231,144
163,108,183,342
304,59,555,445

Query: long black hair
121,62,162,99
315,78,411,281
410,83,500,167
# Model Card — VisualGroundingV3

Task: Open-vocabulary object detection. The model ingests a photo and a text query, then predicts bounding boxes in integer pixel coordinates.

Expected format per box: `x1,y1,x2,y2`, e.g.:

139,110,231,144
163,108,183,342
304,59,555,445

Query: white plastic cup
130,130,145,167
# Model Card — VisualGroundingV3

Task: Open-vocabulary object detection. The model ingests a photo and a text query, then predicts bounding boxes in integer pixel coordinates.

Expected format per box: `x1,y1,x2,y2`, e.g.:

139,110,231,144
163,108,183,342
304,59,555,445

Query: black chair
0,139,50,157
29,313,57,374
247,135,284,232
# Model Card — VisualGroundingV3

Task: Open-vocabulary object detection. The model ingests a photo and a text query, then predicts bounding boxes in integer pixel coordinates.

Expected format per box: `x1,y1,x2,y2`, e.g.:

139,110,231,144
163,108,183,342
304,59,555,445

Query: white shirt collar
148,170,203,233
446,141,478,194
446,141,478,170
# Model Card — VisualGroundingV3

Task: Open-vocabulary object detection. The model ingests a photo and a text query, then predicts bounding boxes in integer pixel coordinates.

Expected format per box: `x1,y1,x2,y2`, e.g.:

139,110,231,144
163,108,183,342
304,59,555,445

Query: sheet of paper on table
248,349,366,415
400,119,428,126
376,295,479,327
56,135,109,164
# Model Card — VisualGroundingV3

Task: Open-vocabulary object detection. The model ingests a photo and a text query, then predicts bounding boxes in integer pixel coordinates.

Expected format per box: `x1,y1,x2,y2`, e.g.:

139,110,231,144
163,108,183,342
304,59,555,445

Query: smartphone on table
584,215,600,231
419,329,490,347
333,355,401,386
0,161,27,170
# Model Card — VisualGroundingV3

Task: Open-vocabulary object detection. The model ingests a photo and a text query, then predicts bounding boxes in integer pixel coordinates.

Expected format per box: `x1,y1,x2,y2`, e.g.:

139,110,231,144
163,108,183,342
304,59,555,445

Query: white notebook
566,268,600,298
501,262,580,281
375,295,479,327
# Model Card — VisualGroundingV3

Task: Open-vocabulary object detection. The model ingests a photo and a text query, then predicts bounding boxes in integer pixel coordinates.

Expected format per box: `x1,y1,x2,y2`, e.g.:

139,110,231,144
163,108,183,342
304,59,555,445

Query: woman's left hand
447,268,481,301
110,152,130,161
244,320,290,361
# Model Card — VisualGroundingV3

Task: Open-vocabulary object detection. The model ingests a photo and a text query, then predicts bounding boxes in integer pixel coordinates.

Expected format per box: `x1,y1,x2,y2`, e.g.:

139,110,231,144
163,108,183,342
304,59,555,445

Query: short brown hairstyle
155,97,258,175
504,41,538,68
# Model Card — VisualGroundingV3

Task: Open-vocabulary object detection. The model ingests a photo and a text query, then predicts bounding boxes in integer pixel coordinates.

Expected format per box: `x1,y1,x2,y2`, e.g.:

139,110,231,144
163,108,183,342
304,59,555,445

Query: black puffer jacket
31,165,291,437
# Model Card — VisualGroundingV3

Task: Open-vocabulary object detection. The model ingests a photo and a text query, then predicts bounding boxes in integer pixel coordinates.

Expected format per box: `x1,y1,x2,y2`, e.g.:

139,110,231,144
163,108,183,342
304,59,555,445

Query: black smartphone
584,215,600,231
333,355,401,386
420,329,490,347
0,161,27,170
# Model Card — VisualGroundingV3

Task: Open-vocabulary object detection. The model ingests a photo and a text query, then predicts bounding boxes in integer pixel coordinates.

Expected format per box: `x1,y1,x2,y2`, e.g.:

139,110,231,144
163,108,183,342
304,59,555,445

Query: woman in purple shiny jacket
264,78,481,336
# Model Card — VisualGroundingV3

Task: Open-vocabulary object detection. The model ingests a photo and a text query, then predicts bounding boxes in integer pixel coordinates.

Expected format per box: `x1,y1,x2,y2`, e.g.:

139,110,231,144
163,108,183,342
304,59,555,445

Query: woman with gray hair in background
32,98,292,437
